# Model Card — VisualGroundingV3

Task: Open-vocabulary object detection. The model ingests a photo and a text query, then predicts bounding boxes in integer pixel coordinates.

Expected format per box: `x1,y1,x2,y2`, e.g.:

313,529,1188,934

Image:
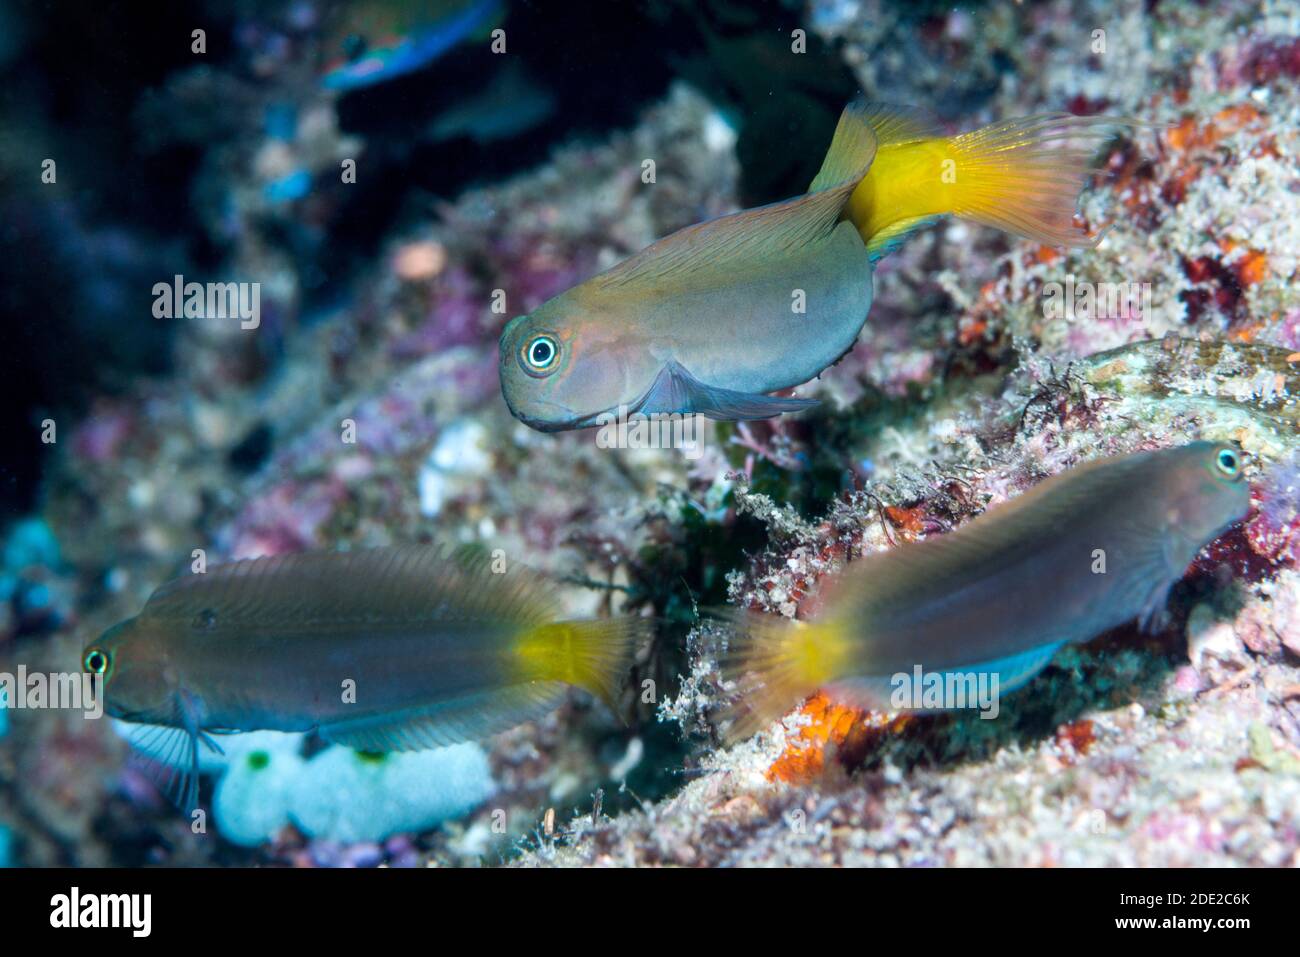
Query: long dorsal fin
141,544,560,632
808,100,894,192
830,102,942,160
824,451,1164,614
591,106,876,294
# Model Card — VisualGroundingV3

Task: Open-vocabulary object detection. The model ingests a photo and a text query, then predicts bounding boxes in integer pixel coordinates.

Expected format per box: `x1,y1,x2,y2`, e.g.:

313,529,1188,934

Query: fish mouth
516,412,575,433
516,405,623,433
500,391,579,433
533,393,655,433
501,384,633,434
531,382,670,432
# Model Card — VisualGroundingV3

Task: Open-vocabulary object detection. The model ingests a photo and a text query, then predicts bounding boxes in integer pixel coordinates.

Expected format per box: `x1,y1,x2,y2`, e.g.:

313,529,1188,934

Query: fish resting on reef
500,101,1130,431
709,442,1252,741
82,545,649,811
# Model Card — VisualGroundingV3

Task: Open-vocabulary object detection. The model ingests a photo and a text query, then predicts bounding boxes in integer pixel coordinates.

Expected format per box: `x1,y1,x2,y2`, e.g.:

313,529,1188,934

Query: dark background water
0,0,938,524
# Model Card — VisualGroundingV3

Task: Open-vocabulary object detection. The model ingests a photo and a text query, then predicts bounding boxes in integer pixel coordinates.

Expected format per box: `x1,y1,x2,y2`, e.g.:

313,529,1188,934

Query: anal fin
826,642,1065,715
865,214,941,262
318,681,570,753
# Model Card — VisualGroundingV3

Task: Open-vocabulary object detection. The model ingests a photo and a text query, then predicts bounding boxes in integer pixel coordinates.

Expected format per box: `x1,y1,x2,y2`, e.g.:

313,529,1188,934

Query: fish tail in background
513,616,653,716
846,107,1134,259
704,608,855,743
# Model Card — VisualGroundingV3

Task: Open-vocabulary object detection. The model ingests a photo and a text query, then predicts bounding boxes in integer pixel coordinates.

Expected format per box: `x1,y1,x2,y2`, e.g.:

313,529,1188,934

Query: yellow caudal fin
702,608,855,743
514,616,652,716
844,107,1133,260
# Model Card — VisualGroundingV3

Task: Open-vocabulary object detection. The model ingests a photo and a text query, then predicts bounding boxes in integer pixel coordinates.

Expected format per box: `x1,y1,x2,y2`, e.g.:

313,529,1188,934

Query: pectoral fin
636,361,818,421
1134,537,1182,633
119,696,221,814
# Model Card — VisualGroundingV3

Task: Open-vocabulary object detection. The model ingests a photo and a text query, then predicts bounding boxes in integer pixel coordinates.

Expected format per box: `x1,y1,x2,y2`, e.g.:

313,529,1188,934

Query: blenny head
82,616,181,724
498,292,654,432
1162,440,1252,544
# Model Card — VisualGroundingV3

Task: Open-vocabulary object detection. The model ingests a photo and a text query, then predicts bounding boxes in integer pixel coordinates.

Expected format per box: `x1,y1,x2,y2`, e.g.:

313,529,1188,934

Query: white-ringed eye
1214,447,1241,479
84,648,110,676
521,334,560,376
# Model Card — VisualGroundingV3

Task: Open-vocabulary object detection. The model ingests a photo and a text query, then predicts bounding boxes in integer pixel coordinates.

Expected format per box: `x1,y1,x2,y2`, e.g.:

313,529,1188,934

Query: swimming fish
710,442,1251,741
321,0,502,92
82,545,648,810
500,102,1128,431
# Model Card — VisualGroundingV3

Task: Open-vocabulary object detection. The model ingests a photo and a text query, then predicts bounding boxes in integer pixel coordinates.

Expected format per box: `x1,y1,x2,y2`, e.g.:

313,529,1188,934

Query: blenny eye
83,648,110,676
520,334,560,376
1215,447,1241,479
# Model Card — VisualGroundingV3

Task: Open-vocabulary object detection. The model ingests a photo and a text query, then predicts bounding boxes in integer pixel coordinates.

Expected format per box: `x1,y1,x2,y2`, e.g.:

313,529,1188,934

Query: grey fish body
716,442,1252,738
557,212,875,399
833,446,1237,675
180,618,523,733
85,545,648,809
499,107,881,430
119,548,542,731
500,101,1129,432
